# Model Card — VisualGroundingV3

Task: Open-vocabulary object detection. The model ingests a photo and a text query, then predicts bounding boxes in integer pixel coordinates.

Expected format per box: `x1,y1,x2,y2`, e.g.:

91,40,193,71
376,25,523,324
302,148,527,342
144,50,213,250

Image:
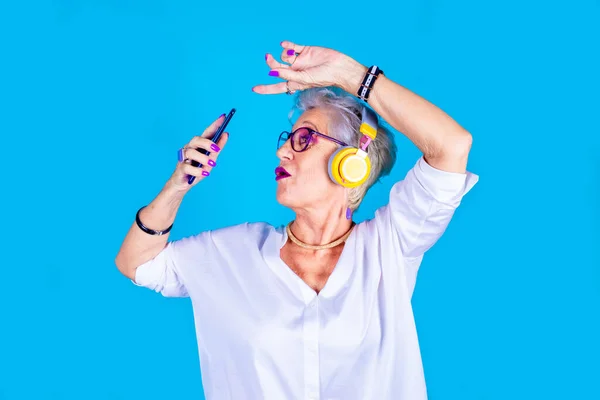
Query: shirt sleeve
131,238,193,298
375,156,479,259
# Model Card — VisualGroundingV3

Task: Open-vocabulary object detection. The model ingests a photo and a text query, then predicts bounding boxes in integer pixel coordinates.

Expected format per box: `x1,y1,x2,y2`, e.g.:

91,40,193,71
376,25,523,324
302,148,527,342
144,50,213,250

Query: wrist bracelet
135,206,173,236
357,65,384,102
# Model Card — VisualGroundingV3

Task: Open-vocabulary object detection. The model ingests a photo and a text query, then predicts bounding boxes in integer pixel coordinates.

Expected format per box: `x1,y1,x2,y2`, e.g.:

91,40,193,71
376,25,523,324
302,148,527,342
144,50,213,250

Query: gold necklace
286,221,355,250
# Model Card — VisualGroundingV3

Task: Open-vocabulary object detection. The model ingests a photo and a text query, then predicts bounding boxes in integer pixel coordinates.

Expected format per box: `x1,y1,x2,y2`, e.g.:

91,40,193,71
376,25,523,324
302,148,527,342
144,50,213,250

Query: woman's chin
275,187,292,206
275,185,304,209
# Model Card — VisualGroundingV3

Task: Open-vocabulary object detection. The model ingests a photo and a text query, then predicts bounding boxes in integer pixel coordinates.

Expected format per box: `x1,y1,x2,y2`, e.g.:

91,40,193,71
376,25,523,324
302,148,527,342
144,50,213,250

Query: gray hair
288,87,397,211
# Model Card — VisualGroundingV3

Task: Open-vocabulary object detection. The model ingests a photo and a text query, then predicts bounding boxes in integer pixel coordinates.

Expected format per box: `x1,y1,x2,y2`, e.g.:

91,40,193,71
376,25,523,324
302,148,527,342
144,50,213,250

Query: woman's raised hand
252,40,366,96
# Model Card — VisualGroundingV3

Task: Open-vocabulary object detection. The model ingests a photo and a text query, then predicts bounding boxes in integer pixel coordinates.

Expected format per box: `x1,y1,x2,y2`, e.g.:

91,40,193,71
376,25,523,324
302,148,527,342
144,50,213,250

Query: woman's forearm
115,182,185,280
340,60,472,173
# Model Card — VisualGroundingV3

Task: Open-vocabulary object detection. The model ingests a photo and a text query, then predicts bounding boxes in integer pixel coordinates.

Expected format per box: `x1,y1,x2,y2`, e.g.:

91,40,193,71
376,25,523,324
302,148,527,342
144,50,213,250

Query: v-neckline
263,224,357,305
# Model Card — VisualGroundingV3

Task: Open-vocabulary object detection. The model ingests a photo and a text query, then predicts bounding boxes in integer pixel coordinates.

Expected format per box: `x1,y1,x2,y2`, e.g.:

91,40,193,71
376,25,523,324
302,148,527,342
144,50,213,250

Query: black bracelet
135,206,173,236
357,65,384,103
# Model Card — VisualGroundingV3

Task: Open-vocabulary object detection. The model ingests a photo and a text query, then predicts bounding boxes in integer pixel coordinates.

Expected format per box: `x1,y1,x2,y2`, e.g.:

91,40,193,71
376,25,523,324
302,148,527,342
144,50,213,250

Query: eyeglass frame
277,127,349,152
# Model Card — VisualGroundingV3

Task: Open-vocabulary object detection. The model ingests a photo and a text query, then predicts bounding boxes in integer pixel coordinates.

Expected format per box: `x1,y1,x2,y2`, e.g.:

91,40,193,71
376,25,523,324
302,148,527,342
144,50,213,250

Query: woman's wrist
161,179,189,203
337,57,368,97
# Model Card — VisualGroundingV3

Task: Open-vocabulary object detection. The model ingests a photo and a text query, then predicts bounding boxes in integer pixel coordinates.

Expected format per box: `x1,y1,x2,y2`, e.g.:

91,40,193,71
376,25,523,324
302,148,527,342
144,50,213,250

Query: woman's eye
299,134,310,144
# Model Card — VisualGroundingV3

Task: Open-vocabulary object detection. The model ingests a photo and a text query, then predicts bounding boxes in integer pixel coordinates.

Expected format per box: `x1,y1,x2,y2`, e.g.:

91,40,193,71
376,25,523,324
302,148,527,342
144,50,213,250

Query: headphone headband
358,106,378,151
360,106,378,138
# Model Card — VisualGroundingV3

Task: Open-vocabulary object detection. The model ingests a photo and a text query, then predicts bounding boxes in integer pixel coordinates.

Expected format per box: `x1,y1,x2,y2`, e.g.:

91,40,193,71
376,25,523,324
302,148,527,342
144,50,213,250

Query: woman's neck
290,207,353,247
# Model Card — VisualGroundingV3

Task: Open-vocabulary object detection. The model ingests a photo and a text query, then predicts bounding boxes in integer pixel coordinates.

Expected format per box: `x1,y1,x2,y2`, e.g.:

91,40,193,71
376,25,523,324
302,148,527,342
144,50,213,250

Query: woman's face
275,108,345,212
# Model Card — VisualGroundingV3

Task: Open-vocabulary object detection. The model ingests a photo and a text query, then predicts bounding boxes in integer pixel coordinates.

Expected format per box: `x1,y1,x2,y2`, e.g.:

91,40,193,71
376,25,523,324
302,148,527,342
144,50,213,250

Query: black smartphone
188,108,236,184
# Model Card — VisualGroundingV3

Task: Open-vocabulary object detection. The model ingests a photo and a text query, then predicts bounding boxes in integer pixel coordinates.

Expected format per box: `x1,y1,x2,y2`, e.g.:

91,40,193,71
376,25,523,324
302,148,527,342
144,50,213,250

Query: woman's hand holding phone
166,112,232,193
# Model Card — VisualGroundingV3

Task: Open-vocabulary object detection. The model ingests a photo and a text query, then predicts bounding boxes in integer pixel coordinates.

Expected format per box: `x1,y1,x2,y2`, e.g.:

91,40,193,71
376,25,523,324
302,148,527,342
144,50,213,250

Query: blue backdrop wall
0,0,598,399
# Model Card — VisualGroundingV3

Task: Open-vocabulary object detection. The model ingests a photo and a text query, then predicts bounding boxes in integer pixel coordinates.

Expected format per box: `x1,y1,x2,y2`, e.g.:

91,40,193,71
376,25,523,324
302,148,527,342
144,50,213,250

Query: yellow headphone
328,106,378,188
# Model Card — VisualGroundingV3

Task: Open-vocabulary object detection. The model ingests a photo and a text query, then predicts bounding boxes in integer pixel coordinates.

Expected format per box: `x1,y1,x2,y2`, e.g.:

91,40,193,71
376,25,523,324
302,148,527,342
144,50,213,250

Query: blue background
1,0,598,399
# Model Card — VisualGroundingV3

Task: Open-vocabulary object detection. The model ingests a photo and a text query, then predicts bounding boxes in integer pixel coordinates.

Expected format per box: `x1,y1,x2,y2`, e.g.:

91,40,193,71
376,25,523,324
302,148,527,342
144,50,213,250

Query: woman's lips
275,166,291,181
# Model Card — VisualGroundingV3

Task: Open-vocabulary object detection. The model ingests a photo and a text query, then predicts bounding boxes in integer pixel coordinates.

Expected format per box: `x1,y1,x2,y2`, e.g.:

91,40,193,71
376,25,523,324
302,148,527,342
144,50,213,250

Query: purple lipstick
275,166,291,181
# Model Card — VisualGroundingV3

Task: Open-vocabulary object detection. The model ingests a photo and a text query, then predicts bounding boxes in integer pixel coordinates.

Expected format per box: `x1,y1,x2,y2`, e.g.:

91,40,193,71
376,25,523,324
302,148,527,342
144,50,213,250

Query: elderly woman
115,40,478,400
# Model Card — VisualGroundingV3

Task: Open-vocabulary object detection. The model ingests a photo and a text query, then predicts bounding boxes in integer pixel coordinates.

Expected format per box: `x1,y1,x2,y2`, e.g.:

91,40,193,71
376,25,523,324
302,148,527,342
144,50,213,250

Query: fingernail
210,143,220,152
287,49,295,56
219,113,225,118
202,170,210,177
268,70,279,77
208,159,216,167
265,53,268,60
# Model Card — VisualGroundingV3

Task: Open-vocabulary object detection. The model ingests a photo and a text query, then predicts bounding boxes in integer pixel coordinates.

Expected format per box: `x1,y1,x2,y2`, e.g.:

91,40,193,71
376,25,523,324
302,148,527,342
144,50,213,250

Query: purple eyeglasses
277,127,348,152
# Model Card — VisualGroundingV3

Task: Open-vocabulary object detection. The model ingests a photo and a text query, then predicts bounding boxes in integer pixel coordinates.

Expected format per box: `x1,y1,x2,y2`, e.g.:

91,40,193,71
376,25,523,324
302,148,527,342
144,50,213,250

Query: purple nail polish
202,170,210,177
210,143,220,152
178,148,184,162
219,113,225,118
208,159,216,167
265,53,268,60
346,207,352,220
268,70,279,77
287,49,295,56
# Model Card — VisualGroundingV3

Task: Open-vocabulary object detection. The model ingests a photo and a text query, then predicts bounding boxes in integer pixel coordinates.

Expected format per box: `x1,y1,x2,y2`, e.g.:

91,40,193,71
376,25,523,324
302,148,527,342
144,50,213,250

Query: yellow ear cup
340,153,371,186
328,147,371,188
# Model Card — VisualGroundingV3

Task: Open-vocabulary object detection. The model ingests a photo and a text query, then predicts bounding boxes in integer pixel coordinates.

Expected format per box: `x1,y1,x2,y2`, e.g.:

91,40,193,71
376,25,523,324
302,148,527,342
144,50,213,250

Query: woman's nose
276,140,293,160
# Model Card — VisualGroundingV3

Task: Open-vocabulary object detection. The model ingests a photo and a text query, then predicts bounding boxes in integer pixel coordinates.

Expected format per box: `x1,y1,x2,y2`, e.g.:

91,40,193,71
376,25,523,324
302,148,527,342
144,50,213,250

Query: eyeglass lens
278,128,312,152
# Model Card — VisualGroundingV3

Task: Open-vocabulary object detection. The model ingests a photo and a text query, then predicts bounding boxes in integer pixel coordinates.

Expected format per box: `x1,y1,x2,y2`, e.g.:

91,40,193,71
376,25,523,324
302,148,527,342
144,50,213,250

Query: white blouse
133,156,479,400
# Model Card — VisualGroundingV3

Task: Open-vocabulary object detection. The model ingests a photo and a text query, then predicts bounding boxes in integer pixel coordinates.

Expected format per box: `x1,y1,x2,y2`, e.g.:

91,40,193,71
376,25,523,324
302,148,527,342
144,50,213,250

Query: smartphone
188,108,236,184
